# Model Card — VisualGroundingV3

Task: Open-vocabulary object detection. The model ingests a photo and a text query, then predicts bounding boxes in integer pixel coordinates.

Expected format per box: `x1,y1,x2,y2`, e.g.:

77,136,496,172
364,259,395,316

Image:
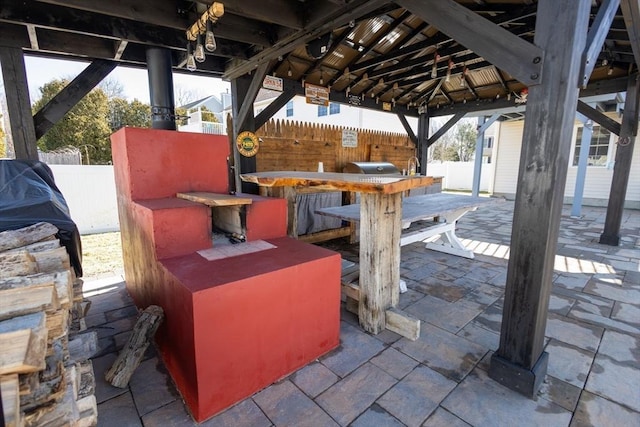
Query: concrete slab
377,365,457,426
254,380,338,427
201,399,272,427
320,321,385,378
571,391,640,427
394,322,487,381
97,392,142,427
441,369,572,427
289,361,339,398
316,363,396,426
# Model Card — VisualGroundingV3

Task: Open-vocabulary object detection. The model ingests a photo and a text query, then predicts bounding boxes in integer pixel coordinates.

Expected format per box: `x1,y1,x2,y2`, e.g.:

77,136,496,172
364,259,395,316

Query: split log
75,361,95,400
0,271,74,309
5,239,60,255
0,312,48,375
1,374,22,427
105,305,164,388
19,338,66,413
76,395,97,427
32,247,71,274
0,222,58,252
0,284,60,321
0,252,37,280
68,332,98,362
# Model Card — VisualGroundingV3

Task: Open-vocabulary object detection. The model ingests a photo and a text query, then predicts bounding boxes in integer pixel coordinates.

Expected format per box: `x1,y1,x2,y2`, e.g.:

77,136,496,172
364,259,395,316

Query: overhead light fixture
445,58,453,83
431,50,440,79
460,64,467,88
185,2,224,66
607,62,614,75
195,34,206,63
205,20,217,52
186,42,197,71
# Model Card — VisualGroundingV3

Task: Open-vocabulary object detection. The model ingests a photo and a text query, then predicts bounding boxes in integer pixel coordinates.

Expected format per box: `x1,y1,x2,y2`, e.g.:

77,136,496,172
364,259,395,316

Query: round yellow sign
236,131,259,157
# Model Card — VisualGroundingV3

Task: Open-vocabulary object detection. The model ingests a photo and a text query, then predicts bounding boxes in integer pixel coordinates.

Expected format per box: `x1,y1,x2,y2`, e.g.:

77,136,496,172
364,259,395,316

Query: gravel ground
80,232,124,279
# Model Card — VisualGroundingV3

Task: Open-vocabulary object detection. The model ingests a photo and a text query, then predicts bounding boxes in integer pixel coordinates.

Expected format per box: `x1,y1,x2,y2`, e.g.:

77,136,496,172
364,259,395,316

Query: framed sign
305,83,329,106
236,131,259,157
342,129,358,148
263,75,283,92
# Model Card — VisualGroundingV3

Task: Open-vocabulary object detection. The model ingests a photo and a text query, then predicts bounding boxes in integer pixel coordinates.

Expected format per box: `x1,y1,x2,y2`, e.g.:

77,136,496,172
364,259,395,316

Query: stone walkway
85,201,639,426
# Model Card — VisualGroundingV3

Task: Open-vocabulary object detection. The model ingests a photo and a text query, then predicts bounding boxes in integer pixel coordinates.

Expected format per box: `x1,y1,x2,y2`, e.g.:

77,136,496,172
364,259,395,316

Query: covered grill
343,162,401,175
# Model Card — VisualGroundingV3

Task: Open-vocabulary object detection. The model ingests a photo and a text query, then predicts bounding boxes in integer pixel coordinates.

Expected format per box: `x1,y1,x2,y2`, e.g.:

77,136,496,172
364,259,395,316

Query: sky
21,55,231,105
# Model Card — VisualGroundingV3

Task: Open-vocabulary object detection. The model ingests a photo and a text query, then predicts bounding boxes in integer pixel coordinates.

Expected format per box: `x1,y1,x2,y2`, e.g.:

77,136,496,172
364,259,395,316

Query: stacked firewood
0,222,98,427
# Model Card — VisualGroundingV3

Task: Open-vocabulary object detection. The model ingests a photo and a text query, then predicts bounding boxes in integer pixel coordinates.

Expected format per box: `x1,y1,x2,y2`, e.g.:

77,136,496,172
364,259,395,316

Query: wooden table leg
358,192,402,334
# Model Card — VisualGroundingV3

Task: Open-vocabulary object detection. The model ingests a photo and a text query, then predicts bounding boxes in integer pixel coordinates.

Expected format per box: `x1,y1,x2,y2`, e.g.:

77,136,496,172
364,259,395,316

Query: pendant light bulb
205,20,217,52
431,50,439,79
195,34,206,63
186,42,197,71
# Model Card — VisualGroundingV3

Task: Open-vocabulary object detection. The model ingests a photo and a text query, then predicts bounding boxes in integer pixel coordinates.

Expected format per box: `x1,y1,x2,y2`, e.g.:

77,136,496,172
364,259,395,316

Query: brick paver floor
85,200,639,426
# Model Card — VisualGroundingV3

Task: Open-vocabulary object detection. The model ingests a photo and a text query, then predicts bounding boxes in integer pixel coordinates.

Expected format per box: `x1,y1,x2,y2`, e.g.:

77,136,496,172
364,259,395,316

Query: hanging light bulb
205,20,217,52
195,34,206,63
186,42,197,71
319,71,324,85
460,65,467,88
445,59,453,83
607,62,614,75
431,50,440,79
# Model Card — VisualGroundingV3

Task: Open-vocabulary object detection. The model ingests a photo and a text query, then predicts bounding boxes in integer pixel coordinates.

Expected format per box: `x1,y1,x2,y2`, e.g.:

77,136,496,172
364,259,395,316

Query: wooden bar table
240,171,441,335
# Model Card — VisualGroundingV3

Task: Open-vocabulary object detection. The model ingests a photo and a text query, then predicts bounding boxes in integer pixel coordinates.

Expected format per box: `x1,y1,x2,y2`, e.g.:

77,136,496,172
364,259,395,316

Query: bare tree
173,84,205,107
99,76,125,99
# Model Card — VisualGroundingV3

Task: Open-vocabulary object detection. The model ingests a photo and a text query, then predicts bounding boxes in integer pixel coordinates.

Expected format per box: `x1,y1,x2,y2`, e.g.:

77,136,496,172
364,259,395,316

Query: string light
205,20,217,52
431,50,440,79
186,42,197,71
445,58,453,83
195,34,206,63
460,64,467,88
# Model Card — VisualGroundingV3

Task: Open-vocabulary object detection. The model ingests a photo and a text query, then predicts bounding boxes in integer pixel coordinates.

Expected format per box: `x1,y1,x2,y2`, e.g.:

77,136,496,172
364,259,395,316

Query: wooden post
417,111,429,174
599,74,639,245
358,192,401,334
0,47,38,160
489,0,591,397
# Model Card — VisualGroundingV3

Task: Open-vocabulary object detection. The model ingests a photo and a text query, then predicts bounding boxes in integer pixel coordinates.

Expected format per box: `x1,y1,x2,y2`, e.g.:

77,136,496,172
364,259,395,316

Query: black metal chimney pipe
146,47,176,130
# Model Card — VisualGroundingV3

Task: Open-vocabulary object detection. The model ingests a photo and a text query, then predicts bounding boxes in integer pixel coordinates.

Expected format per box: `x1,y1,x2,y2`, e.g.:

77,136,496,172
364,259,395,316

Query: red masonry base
111,128,341,421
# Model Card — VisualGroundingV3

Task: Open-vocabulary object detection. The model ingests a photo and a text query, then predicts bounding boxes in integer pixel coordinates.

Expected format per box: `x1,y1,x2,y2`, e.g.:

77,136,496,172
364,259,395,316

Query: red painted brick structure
111,128,340,421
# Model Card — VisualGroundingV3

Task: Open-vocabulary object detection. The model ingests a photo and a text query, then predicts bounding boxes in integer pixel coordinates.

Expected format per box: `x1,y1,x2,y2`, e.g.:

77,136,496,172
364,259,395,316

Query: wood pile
0,222,98,427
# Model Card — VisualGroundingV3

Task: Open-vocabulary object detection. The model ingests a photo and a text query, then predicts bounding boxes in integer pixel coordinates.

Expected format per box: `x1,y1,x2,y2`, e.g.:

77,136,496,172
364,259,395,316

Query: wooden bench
318,193,499,259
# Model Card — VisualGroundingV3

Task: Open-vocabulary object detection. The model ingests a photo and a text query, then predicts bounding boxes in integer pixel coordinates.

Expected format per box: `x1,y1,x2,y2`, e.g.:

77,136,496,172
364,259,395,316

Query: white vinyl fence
49,165,119,235
45,162,492,235
425,161,494,192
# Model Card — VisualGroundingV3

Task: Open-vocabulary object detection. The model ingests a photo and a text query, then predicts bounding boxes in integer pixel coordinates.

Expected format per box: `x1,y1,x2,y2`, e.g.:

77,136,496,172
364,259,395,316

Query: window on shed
318,105,328,116
286,100,294,117
329,103,340,115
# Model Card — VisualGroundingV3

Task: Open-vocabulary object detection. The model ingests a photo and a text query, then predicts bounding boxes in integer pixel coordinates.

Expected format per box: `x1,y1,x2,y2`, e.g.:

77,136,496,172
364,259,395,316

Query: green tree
33,79,112,164
109,98,151,131
454,121,477,162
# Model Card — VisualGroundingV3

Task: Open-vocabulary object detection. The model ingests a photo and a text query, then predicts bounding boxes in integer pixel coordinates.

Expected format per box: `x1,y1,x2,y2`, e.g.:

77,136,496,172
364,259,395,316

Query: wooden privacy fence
254,119,416,173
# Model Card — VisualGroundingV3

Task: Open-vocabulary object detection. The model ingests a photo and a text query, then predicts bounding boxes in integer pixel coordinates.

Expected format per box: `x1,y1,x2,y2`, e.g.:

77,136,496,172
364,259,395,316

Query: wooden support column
472,113,500,196
489,0,590,397
0,47,37,160
231,62,268,194
417,111,429,175
571,113,594,217
600,74,639,245
358,192,402,334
